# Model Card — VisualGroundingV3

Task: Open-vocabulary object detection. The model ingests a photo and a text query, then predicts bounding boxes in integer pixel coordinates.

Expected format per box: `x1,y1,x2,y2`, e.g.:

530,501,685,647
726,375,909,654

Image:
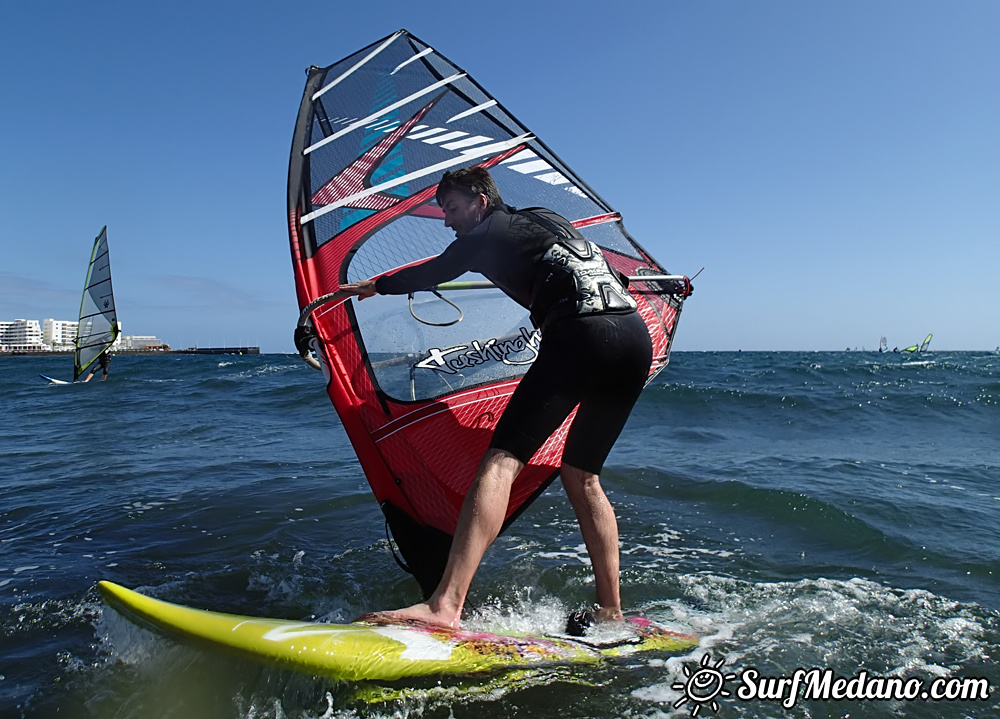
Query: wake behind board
98,581,698,682
39,374,71,385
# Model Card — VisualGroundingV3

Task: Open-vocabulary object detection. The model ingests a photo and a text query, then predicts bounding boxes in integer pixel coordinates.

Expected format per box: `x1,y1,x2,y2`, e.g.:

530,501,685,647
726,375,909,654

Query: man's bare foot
359,601,461,630
594,606,624,624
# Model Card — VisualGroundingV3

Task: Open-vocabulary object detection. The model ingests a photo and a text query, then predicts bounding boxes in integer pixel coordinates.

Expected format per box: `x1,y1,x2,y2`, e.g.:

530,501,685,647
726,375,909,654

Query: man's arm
340,237,479,298
374,239,477,295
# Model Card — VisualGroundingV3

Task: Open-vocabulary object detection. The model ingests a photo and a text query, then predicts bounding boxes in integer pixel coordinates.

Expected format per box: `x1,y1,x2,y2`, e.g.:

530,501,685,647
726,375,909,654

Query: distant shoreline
0,346,261,357
4,348,996,357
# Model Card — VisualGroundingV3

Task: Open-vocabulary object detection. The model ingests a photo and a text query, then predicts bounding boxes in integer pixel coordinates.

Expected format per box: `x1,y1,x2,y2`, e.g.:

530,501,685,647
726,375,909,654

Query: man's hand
338,279,378,300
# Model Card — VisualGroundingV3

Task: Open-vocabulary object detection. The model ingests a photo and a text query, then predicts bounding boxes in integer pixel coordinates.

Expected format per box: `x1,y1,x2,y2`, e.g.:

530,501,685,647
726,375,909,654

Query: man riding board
83,349,111,382
339,166,652,632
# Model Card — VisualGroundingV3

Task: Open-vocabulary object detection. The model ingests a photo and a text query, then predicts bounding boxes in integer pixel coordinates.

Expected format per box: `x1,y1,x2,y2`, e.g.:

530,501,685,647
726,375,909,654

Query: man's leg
556,313,652,623
366,448,524,628
560,462,623,622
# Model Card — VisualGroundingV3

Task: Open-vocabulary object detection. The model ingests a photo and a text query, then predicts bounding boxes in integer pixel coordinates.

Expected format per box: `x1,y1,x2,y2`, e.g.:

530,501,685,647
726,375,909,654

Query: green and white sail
74,226,119,381
902,333,932,354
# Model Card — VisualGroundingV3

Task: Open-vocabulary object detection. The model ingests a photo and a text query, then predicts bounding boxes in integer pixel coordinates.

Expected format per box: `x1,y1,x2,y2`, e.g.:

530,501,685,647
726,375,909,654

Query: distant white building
0,319,48,351
120,334,167,350
2,317,168,352
43,319,78,350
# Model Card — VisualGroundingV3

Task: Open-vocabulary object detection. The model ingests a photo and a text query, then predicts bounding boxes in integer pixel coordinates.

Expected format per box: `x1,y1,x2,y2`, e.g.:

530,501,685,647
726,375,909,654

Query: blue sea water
1,351,997,718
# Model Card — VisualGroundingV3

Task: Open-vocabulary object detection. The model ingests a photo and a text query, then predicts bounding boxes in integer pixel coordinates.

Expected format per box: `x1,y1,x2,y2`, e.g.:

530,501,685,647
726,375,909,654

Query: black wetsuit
98,351,110,377
375,204,652,473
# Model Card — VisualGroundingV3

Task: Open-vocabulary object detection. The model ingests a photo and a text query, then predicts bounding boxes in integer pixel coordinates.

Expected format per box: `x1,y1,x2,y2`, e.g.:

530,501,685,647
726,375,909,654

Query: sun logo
671,652,737,716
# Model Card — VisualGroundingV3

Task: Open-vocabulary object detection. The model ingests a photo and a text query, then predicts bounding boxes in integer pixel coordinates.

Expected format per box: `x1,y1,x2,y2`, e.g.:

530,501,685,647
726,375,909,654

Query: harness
518,208,637,328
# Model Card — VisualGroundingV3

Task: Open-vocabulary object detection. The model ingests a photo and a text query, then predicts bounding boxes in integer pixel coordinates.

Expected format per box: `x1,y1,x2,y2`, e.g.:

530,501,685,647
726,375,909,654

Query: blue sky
2,1,997,351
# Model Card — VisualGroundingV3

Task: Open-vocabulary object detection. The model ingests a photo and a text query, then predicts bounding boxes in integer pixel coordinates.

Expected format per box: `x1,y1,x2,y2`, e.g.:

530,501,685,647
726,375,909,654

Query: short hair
436,166,504,209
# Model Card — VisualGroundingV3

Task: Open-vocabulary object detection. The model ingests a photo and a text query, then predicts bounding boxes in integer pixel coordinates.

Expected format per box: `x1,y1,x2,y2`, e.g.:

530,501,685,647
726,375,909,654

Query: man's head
436,167,504,236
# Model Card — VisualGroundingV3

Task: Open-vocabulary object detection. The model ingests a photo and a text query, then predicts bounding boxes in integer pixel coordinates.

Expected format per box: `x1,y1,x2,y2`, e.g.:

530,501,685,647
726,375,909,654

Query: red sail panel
286,30,689,595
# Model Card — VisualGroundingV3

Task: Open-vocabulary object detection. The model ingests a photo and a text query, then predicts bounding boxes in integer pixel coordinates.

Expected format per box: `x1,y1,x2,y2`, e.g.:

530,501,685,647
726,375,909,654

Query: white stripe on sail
305,73,466,155
313,30,404,101
447,100,497,123
391,47,433,75
407,127,450,140
302,134,533,224
421,131,469,145
533,172,570,185
501,149,537,164
509,160,551,174
440,135,494,150
374,380,521,441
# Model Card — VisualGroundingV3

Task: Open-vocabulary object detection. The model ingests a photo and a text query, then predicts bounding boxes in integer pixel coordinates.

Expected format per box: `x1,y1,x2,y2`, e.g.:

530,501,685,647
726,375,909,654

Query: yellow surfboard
99,581,698,682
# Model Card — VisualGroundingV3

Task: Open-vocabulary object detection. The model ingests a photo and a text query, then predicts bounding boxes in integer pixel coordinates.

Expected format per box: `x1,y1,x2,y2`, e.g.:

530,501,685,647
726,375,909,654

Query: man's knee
477,448,524,483
560,462,602,497
561,461,598,479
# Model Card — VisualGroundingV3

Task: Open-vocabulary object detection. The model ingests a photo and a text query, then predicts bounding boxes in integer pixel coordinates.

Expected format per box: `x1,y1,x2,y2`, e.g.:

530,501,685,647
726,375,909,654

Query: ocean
2,351,997,718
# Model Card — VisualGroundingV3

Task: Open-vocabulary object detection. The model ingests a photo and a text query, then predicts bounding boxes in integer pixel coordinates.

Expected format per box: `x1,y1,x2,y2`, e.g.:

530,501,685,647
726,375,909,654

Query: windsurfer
339,167,652,632
84,350,111,382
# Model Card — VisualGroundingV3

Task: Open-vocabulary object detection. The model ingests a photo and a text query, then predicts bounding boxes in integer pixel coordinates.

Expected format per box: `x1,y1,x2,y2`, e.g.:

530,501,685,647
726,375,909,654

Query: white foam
629,574,993,712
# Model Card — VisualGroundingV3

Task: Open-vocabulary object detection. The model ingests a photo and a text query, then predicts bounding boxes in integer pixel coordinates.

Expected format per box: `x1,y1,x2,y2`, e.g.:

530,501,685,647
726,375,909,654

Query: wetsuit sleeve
374,236,480,295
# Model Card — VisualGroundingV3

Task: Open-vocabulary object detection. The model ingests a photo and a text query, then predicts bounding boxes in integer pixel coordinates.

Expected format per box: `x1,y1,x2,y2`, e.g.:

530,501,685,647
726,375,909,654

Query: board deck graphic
99,581,698,682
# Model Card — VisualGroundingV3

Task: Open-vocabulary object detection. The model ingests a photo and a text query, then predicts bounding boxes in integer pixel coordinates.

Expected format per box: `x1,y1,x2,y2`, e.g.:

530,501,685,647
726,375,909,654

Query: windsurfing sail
74,226,119,382
879,336,887,353
901,333,932,354
286,30,692,596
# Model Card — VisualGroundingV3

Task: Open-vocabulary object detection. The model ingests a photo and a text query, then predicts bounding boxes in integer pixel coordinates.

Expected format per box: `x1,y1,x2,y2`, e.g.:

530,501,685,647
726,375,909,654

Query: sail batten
301,132,533,223
392,47,434,75
304,73,467,155
312,30,405,101
448,100,498,123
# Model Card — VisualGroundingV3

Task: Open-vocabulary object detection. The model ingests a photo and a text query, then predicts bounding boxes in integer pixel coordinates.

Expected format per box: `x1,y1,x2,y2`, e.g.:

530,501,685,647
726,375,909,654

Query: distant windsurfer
84,350,111,382
339,167,652,632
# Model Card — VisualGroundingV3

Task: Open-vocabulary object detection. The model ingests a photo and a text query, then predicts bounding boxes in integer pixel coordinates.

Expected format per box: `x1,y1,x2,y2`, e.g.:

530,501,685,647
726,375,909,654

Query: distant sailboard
39,374,71,385
38,226,120,385
74,226,120,381
902,333,932,354
98,581,698,682
286,30,692,595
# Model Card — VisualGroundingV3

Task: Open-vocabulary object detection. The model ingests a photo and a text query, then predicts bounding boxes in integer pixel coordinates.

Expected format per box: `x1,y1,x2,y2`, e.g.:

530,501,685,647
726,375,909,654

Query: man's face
440,190,487,237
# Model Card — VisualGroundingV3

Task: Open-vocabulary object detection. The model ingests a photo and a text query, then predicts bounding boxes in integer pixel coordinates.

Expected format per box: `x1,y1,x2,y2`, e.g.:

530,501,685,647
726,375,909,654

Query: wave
43,570,995,719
